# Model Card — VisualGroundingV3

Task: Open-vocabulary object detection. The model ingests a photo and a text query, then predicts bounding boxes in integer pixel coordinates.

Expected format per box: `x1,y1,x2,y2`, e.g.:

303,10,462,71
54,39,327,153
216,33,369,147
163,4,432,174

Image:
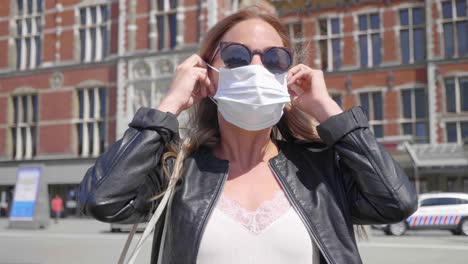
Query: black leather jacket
78,106,418,264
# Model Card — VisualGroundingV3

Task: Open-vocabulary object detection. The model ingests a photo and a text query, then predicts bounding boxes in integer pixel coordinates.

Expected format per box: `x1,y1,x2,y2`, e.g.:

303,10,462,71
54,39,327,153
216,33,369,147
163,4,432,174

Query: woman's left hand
287,64,343,123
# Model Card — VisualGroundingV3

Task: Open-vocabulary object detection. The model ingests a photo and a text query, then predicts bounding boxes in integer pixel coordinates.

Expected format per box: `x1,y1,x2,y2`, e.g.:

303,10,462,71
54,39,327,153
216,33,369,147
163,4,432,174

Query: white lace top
197,190,320,263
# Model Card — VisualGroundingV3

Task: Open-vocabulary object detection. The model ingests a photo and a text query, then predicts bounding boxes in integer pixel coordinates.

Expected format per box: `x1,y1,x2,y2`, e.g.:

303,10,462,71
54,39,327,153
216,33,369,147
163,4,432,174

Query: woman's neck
214,115,278,169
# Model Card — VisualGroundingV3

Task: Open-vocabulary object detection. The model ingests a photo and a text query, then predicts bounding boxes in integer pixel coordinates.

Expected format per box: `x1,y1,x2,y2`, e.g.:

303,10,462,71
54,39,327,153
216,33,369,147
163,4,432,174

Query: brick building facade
275,0,468,193
0,0,467,217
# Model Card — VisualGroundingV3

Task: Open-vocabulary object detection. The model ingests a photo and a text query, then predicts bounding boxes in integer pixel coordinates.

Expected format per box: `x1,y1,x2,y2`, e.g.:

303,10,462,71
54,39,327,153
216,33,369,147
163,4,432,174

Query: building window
447,177,459,192
446,121,468,144
14,0,43,70
445,77,468,113
129,60,173,117
153,0,178,50
76,88,107,157
286,22,304,63
11,94,38,159
358,13,381,68
79,5,110,62
317,17,341,71
400,88,429,143
441,0,468,58
399,7,426,64
359,91,384,138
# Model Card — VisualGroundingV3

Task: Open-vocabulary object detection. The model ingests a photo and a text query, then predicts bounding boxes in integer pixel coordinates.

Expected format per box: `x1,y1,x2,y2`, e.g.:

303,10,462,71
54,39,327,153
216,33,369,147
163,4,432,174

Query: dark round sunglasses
211,42,293,74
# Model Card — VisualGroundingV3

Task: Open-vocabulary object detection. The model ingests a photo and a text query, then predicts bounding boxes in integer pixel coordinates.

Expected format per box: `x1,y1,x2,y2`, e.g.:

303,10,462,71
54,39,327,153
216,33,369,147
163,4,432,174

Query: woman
78,7,417,264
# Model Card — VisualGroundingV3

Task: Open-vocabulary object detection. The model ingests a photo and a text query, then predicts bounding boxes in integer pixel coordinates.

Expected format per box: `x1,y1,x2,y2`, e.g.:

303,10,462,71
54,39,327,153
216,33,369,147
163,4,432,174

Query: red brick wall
60,30,75,62
0,41,8,68
437,63,468,143
60,9,76,61
108,120,116,146
0,1,10,68
135,16,149,50
0,96,8,124
382,9,397,63
0,14,9,68
303,19,316,67
0,96,8,156
1,72,51,92
185,9,199,44
0,128,6,157
38,124,72,155
40,90,73,121
2,0,466,159
341,15,355,68
110,2,120,54
0,1,10,16
385,90,399,120
63,66,114,86
43,33,56,63
0,18,9,37
438,63,468,75
108,85,117,123
43,1,57,63
0,64,115,158
352,72,387,88
431,2,441,58
385,90,399,137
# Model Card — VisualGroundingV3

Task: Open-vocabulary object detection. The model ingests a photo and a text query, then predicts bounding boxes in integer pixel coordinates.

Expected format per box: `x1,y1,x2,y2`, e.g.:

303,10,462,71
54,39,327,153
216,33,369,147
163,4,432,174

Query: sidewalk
0,217,153,264
0,217,111,234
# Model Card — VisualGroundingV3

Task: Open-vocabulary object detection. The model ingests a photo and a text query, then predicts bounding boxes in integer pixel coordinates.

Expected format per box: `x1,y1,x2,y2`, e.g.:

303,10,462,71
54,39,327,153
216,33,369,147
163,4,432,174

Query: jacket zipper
268,161,335,264
192,167,229,262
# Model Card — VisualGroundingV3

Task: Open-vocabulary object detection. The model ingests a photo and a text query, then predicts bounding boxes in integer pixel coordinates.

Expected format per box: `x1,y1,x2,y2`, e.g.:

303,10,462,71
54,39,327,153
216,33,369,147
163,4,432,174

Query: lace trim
216,190,292,235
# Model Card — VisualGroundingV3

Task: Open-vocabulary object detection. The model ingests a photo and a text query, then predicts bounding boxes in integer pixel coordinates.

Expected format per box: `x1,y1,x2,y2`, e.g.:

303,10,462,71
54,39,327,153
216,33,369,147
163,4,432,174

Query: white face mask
208,64,291,131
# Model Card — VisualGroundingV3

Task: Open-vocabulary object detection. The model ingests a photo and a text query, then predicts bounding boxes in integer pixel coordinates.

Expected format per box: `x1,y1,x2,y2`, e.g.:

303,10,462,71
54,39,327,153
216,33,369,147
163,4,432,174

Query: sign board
10,167,41,221
9,166,49,229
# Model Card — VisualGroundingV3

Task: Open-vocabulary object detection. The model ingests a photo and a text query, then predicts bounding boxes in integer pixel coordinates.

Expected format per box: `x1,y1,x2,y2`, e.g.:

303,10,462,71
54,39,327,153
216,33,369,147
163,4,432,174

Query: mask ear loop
206,63,219,72
205,63,219,105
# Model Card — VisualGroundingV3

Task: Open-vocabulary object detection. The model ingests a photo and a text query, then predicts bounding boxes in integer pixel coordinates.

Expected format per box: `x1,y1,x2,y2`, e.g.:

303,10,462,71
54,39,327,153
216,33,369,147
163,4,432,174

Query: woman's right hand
158,55,216,116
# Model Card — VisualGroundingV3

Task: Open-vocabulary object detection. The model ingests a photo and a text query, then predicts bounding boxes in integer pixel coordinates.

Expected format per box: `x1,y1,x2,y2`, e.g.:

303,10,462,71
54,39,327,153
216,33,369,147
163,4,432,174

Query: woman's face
209,18,284,88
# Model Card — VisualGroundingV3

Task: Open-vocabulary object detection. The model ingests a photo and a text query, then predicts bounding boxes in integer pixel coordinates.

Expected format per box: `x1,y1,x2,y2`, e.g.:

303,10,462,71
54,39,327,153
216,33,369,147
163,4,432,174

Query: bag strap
156,181,175,263
118,179,176,264
117,223,138,264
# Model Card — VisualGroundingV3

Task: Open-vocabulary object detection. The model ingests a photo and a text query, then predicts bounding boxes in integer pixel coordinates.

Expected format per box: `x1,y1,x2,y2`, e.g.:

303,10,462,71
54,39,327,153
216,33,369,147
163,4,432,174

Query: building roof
418,192,468,200
405,142,468,168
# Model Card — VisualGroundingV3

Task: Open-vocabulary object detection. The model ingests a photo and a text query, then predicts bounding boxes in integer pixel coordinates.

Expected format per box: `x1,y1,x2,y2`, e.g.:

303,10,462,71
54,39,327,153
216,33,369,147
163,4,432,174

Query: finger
287,64,302,79
195,67,216,96
287,64,310,84
206,80,216,96
186,54,208,68
194,69,212,96
287,68,310,86
288,87,298,99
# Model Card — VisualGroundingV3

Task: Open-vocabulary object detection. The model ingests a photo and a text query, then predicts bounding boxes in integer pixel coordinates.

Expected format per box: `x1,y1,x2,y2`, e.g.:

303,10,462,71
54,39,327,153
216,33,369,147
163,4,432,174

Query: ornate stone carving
50,71,64,90
157,58,174,75
132,60,151,79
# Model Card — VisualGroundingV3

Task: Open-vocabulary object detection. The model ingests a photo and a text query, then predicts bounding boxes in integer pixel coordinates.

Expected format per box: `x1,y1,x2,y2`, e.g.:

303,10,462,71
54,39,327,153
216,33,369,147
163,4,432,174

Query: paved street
0,218,467,264
0,219,152,264
359,229,468,264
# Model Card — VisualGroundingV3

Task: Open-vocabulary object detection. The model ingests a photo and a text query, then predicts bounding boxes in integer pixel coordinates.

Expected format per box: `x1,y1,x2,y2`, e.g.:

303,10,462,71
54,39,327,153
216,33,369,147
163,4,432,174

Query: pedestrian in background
51,195,64,224
79,6,417,264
